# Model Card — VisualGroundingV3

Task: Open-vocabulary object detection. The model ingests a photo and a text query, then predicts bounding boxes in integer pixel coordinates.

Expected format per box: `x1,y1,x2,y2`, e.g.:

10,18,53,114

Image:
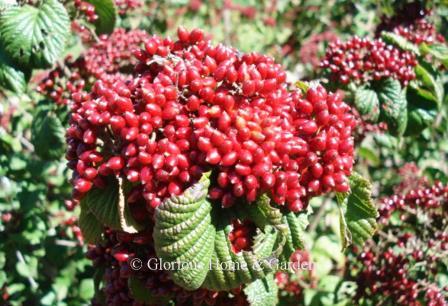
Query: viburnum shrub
320,37,417,85
2,0,448,305
66,27,356,212
349,176,448,305
63,27,376,306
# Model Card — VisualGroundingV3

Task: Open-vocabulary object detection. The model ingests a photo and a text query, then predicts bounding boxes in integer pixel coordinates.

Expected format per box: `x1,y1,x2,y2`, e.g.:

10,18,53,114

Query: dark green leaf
85,0,117,34
31,110,65,160
0,47,27,93
0,0,70,68
81,176,143,233
377,78,408,136
78,208,103,244
405,85,438,135
354,88,380,122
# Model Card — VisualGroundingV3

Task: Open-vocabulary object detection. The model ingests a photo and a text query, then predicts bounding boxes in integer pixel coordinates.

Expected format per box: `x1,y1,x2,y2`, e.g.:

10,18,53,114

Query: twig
16,250,38,290
308,198,330,232
20,135,35,153
222,6,231,45
54,239,79,247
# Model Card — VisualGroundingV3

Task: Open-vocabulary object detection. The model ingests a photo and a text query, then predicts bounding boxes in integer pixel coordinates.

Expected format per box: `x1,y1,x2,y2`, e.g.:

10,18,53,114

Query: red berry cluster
392,163,429,194
320,37,417,85
37,28,150,105
36,55,85,105
66,27,355,212
392,18,445,45
352,232,448,305
350,170,448,305
375,3,444,46
378,180,448,221
275,271,302,296
229,219,256,253
274,249,315,300
74,0,98,23
114,0,142,15
354,248,421,304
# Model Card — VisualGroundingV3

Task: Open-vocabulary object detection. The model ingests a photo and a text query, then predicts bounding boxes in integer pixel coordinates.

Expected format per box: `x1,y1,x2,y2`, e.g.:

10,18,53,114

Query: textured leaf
78,207,103,244
377,78,408,136
381,31,420,55
354,88,380,122
153,174,215,290
244,274,278,306
85,0,117,34
420,43,448,68
203,218,277,291
31,109,65,160
281,211,309,260
0,0,70,68
154,175,285,291
0,47,27,93
81,176,142,233
336,172,378,250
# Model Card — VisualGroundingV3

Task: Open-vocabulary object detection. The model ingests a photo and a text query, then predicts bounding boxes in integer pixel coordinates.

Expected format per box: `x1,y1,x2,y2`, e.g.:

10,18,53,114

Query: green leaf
31,109,65,160
357,147,380,167
405,85,438,135
354,88,380,122
154,174,286,291
153,173,216,290
0,47,27,93
377,78,408,136
85,0,117,34
281,211,309,260
78,207,103,244
414,63,444,105
336,173,378,250
295,81,310,93
420,43,448,68
381,31,420,55
81,176,143,233
244,274,278,306
79,279,95,300
0,0,70,68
